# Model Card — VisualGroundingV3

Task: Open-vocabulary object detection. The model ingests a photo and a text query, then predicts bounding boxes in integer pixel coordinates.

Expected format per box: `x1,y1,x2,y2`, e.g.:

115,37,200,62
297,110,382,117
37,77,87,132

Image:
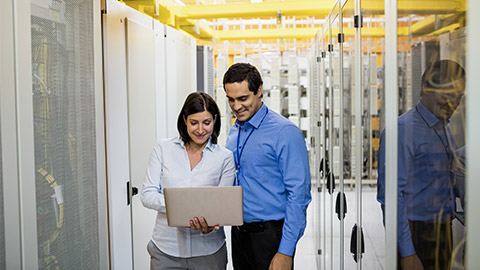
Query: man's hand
268,252,292,270
400,254,424,270
189,217,219,234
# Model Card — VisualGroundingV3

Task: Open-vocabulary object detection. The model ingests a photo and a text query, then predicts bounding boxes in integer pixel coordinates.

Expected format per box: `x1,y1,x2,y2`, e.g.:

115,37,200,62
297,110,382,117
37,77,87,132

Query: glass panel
315,21,329,270
378,0,467,269
361,0,387,269
310,29,322,269
343,0,363,268
319,7,346,269
30,0,101,269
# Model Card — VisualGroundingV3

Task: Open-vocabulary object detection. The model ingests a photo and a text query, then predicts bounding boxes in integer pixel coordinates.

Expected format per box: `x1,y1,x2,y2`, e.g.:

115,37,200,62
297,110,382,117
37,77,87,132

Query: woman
141,92,235,270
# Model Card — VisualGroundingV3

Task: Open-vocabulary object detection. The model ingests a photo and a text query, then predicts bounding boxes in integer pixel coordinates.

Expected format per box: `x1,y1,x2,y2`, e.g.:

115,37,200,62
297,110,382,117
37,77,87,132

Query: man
223,63,311,270
377,59,466,270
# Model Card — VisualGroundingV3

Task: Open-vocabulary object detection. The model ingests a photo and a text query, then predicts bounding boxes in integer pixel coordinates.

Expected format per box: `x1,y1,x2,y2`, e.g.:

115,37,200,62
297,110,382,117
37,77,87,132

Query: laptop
164,186,243,227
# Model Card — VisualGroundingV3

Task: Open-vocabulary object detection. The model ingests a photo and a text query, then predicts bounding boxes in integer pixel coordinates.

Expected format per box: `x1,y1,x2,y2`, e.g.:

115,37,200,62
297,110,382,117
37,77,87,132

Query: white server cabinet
288,55,299,84
271,56,281,88
288,85,300,116
269,89,282,114
197,46,215,98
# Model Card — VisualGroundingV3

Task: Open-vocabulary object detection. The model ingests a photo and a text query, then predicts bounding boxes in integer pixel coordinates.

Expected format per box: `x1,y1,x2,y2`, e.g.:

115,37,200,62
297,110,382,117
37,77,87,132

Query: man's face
225,80,263,122
422,80,465,120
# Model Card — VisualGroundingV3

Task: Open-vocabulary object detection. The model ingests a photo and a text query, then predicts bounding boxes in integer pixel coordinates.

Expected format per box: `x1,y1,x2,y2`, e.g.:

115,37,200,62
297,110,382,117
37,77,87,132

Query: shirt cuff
278,238,296,256
398,238,416,257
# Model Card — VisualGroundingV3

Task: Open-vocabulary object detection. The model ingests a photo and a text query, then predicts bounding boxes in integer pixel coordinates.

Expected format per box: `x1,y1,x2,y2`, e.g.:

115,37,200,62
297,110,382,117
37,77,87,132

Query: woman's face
185,110,215,147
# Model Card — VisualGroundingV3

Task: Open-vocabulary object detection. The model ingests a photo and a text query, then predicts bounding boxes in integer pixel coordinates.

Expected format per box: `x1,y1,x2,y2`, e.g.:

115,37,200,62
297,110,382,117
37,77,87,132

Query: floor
226,186,386,270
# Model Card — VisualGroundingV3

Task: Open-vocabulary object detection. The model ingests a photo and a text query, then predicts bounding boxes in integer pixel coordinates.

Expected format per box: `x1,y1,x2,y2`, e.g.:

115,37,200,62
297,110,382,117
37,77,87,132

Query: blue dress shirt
226,104,312,256
377,101,456,257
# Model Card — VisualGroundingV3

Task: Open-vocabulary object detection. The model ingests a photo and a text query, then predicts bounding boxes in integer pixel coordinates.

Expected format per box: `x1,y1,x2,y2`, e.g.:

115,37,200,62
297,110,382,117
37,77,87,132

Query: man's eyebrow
226,95,249,100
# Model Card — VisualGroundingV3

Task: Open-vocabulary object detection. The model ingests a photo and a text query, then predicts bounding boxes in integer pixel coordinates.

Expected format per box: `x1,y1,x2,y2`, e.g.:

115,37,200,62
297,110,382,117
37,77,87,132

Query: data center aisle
224,205,317,270
226,186,385,270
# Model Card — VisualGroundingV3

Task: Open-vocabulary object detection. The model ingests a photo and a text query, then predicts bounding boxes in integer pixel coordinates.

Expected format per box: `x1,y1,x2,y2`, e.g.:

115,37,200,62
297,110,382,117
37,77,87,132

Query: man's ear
257,85,263,98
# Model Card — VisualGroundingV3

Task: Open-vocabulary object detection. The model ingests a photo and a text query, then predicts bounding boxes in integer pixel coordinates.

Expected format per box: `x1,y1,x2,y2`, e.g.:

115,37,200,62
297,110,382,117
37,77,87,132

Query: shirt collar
173,137,214,152
236,103,267,129
416,101,443,127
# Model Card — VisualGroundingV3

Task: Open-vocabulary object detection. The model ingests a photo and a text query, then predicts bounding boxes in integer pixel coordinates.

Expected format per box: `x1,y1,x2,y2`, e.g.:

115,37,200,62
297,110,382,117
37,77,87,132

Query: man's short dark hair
177,92,221,144
223,63,263,94
422,59,466,91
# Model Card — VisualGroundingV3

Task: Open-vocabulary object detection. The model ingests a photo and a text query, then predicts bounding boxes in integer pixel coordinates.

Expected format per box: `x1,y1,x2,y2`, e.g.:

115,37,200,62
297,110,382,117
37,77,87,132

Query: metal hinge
337,33,345,43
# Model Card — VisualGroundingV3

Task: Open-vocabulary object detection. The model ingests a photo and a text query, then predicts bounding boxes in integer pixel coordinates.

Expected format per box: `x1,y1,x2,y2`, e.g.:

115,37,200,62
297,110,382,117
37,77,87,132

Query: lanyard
236,127,255,170
234,107,268,184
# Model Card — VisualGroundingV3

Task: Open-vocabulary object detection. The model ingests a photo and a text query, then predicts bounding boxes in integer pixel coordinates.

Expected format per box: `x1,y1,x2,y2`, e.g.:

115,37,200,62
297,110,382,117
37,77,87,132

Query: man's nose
232,101,242,111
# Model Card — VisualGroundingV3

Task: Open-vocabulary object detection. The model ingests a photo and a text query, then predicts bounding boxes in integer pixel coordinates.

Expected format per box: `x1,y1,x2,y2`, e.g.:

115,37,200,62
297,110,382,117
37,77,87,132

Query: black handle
127,182,139,205
350,224,365,262
335,192,347,220
326,171,335,194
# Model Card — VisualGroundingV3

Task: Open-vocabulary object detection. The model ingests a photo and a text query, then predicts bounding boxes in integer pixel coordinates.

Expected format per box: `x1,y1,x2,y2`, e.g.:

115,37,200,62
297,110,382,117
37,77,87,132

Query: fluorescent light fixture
251,0,262,3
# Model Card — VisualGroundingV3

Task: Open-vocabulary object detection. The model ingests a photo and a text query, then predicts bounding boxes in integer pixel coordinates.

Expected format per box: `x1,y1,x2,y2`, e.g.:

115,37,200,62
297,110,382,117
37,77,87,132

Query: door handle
127,181,138,205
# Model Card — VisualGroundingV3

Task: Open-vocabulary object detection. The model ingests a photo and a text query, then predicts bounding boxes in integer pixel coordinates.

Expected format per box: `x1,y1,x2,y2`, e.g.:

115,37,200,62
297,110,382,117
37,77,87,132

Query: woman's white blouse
140,137,235,258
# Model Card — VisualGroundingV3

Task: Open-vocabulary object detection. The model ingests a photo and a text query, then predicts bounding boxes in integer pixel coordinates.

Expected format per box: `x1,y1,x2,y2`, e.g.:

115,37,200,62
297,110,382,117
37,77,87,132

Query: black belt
235,219,284,233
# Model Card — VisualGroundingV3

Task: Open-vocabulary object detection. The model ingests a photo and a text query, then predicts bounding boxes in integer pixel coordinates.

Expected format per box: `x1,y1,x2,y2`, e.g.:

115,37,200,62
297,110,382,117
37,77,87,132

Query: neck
186,141,207,152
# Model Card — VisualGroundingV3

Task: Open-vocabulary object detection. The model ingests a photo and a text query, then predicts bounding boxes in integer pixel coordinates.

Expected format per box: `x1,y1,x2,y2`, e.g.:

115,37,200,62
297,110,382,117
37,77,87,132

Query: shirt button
239,146,242,149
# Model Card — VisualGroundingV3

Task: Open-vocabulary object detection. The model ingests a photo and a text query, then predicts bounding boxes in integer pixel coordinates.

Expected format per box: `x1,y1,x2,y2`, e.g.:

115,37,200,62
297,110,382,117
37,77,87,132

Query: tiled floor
226,186,387,270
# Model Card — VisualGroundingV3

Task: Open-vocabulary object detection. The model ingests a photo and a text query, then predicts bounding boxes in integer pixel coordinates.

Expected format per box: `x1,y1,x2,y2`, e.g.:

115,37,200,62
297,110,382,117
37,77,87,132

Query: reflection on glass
377,0,467,269
30,0,100,269
378,60,465,269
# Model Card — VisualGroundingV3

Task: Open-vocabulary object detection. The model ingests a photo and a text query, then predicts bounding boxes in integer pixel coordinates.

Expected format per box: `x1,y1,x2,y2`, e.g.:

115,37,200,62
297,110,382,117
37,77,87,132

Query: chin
236,115,249,122
191,139,208,146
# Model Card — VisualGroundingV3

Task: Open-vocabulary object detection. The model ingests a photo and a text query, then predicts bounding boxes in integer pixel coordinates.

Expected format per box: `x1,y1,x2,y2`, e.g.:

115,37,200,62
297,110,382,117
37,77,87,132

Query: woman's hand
189,217,220,234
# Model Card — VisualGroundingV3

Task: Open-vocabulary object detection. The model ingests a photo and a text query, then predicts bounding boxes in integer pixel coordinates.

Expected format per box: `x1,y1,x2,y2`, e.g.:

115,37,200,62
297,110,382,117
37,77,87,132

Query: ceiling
120,0,465,54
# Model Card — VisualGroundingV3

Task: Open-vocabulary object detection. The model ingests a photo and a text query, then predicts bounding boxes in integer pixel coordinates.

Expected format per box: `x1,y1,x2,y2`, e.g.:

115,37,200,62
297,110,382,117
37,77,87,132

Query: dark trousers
231,219,294,270
405,220,452,270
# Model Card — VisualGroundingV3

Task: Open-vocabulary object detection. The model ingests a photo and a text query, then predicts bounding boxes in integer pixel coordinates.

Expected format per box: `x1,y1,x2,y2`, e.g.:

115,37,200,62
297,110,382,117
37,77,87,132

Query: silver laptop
164,186,243,227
